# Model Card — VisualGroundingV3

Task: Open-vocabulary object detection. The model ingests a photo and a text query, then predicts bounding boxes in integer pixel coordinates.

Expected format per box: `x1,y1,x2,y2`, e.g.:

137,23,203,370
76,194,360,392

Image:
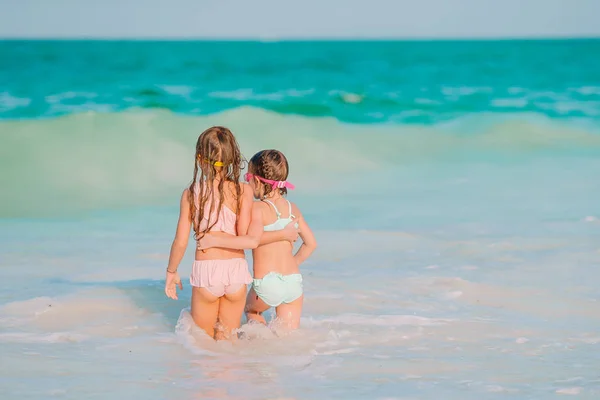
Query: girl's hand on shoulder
165,270,183,300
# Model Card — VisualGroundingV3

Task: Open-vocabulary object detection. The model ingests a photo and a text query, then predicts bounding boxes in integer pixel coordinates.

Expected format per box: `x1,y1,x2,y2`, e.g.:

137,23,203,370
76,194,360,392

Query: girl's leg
244,287,271,325
190,286,221,339
215,284,247,341
275,295,303,330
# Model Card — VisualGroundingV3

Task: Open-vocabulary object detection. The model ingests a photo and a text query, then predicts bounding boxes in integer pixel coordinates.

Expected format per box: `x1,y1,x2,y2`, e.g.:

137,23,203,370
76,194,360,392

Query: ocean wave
3,40,600,123
3,86,600,122
1,107,599,217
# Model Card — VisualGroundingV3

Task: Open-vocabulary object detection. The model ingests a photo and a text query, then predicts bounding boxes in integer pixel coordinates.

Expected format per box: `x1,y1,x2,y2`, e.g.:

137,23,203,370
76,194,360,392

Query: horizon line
1,34,600,42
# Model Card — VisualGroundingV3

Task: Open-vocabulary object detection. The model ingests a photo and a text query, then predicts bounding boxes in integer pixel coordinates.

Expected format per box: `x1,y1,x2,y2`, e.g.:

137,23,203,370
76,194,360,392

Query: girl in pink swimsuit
164,127,297,340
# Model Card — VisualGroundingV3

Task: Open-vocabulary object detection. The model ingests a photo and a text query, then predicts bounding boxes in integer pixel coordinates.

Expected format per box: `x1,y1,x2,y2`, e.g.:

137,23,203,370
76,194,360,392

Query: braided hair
248,150,290,198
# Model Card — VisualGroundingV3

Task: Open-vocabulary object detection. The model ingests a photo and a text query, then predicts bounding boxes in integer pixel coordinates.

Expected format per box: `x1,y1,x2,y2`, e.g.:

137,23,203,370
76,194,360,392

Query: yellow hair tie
201,158,224,167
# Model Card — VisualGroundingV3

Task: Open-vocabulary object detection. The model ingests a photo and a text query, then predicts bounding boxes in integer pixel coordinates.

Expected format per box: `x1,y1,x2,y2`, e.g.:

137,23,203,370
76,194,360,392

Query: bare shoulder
222,181,249,210
253,200,269,212
181,188,191,204
223,181,251,200
250,200,267,221
239,183,254,208
255,200,274,216
178,188,192,217
289,201,303,217
240,182,253,198
223,180,242,193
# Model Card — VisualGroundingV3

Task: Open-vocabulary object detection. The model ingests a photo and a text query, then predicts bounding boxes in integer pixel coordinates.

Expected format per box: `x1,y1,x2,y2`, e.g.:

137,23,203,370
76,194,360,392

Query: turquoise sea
1,40,600,399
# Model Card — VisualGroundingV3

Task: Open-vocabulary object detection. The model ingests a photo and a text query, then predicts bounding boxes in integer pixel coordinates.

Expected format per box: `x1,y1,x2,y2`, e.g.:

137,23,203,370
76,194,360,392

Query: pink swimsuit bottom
190,258,252,297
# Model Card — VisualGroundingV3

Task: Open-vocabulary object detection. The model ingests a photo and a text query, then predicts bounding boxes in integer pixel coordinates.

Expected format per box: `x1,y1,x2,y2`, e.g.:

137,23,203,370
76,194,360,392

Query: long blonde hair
188,126,244,240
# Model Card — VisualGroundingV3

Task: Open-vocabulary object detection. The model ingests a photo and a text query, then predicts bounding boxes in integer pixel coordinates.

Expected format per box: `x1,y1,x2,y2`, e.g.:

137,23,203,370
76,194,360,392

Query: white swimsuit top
262,199,298,231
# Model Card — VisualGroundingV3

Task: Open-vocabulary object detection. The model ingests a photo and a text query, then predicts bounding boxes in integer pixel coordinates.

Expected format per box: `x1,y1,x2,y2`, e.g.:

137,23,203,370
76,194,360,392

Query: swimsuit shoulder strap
286,199,295,218
262,199,281,218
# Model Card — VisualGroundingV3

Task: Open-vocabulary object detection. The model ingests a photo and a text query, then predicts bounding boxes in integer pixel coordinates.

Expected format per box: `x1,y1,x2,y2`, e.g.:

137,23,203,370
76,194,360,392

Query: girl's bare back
251,198,301,279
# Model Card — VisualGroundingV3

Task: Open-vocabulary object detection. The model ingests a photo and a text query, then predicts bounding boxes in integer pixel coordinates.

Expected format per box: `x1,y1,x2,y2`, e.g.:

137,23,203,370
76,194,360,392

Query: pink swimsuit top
193,184,237,236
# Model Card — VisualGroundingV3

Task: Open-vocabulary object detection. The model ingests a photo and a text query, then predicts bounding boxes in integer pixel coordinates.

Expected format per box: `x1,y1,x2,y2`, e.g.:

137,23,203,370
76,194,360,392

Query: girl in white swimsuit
198,149,317,330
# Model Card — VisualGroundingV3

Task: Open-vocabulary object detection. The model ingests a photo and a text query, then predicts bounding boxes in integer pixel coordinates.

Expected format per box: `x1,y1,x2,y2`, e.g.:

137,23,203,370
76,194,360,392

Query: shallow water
2,196,599,399
1,40,600,399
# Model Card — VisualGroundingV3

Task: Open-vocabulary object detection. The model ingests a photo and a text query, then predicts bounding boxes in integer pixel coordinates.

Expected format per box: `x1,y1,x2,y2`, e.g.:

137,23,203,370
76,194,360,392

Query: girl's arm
235,183,253,236
260,219,299,245
198,204,299,251
238,187,299,245
199,203,264,250
165,189,191,300
291,205,317,266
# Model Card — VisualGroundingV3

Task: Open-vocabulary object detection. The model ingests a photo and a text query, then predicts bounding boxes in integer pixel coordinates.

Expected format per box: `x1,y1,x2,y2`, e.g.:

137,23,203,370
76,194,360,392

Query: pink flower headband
244,173,295,190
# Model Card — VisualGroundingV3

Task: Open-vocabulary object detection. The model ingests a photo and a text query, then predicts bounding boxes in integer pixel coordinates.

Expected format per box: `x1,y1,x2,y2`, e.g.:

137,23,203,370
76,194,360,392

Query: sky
1,0,599,39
